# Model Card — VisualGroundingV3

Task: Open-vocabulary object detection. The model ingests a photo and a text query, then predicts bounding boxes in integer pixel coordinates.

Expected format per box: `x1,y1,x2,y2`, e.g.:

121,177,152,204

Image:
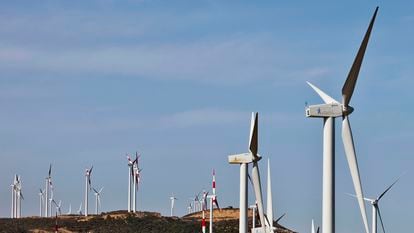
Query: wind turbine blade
99,187,104,194
251,161,265,229
93,188,98,194
275,213,285,223
346,193,374,202
213,198,220,210
342,7,378,106
377,205,386,233
312,219,316,233
342,116,369,233
247,173,253,186
48,164,52,177
249,112,258,157
263,214,272,228
378,177,400,201
307,81,339,104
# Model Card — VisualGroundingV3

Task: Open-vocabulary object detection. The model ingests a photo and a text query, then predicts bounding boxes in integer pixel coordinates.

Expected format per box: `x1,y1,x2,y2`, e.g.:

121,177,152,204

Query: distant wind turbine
84,166,93,216
133,152,142,213
348,176,401,233
52,200,62,216
45,164,52,217
170,193,177,216
126,154,133,212
77,202,83,216
39,189,44,217
93,187,104,215
67,204,72,215
312,219,320,233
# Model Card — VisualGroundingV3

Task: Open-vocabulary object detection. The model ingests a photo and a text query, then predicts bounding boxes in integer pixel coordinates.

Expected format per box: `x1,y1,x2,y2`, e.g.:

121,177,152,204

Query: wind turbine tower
305,7,378,233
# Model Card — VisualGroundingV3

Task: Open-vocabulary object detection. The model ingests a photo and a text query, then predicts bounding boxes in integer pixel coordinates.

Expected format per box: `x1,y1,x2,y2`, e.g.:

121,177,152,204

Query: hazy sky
1,1,413,232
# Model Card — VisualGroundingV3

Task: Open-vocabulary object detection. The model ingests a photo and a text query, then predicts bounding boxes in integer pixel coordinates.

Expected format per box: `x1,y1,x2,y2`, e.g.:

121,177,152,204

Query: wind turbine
93,187,104,215
133,152,142,213
349,177,400,233
312,219,320,233
126,154,133,212
52,200,62,216
77,202,83,216
45,164,52,218
15,175,23,218
305,7,378,233
39,189,45,217
49,189,54,218
10,175,18,218
187,202,192,214
170,193,177,216
84,166,93,216
194,192,201,212
228,112,266,233
67,204,72,215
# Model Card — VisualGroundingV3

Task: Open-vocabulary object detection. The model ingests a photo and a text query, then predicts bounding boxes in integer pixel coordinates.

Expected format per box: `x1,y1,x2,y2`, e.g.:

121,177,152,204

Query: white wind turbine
187,202,192,214
312,219,320,233
305,7,378,233
39,189,45,217
10,175,18,218
67,204,72,215
15,175,23,218
77,202,83,216
170,193,177,217
349,177,400,233
228,112,267,233
126,154,134,212
45,164,52,218
84,166,93,216
132,152,142,213
52,200,62,216
93,187,104,215
49,189,55,218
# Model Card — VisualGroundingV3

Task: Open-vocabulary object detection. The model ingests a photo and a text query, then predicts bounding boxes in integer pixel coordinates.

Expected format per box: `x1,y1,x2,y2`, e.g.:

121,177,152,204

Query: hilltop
0,208,296,233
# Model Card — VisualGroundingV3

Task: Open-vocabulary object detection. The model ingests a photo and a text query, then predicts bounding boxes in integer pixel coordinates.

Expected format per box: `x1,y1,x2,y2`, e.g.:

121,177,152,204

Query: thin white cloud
157,108,247,129
0,38,275,84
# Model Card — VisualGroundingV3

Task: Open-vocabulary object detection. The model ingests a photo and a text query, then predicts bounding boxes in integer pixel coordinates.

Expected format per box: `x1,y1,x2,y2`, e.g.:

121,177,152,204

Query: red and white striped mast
201,190,208,233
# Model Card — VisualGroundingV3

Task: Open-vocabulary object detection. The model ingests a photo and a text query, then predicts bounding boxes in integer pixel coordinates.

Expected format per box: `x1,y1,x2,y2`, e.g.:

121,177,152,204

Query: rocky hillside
0,209,296,233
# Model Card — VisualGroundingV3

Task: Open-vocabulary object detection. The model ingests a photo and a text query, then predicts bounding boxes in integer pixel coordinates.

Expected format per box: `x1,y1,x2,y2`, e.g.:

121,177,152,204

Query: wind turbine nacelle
306,103,343,118
228,153,254,164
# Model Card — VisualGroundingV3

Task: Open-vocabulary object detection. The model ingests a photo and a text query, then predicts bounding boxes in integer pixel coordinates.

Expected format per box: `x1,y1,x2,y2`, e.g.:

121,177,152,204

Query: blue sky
0,1,413,232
